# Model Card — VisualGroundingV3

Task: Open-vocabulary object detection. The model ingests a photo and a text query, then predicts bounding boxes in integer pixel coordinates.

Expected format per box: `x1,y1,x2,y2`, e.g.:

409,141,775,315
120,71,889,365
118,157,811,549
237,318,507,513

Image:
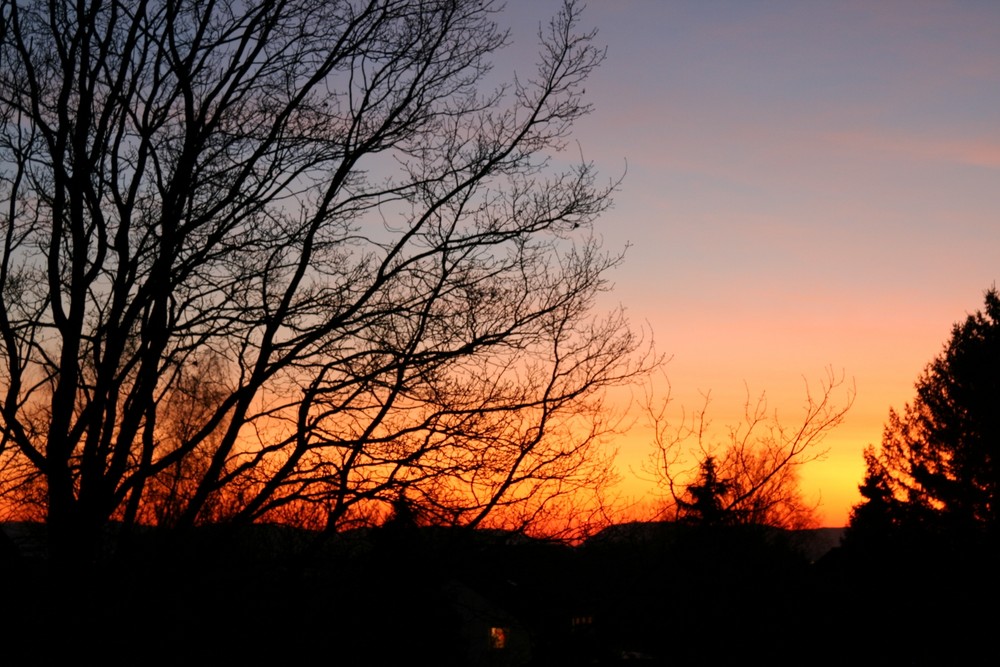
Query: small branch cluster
644,368,855,529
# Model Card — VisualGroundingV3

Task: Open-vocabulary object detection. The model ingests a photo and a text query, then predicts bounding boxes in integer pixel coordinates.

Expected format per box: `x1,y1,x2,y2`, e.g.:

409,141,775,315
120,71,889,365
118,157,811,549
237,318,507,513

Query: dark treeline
2,516,995,666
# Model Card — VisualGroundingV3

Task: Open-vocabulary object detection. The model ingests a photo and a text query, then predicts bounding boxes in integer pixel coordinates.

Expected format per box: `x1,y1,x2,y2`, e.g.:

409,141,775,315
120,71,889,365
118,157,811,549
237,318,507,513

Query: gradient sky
505,1,1000,526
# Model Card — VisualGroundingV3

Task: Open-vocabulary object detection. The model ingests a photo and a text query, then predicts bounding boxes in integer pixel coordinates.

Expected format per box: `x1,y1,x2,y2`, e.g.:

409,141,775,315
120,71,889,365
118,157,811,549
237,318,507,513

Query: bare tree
645,369,854,530
0,0,651,559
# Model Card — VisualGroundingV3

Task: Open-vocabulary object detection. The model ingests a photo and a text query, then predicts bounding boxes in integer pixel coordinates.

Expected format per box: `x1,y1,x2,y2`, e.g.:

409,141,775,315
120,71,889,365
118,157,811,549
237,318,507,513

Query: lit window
489,627,508,650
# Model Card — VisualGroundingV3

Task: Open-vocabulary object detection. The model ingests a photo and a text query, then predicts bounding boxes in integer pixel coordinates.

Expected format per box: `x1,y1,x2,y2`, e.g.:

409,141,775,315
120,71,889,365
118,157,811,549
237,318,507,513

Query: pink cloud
824,130,1000,169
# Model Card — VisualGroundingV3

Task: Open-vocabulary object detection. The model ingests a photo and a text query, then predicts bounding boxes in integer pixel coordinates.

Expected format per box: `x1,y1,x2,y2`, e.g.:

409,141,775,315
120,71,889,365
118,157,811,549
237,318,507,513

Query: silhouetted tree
848,288,1000,548
647,369,854,529
677,456,730,526
0,0,651,560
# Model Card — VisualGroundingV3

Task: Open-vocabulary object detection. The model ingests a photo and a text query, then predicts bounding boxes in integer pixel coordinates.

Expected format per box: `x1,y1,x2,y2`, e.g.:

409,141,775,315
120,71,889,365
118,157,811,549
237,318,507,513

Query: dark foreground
1,521,996,666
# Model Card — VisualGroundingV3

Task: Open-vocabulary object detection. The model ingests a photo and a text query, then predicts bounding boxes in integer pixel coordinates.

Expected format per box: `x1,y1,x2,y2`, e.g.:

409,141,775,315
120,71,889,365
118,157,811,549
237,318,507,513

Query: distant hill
797,526,845,562
585,520,844,561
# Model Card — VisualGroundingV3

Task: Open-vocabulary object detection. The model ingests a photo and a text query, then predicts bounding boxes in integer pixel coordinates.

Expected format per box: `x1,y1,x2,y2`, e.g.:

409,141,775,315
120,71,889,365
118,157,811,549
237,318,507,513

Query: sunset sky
507,1,1000,526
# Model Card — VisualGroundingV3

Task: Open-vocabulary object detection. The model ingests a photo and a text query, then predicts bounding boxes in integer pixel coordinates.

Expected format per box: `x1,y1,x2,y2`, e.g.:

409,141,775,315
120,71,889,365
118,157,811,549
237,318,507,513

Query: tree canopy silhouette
849,288,1000,547
676,456,730,526
0,0,650,559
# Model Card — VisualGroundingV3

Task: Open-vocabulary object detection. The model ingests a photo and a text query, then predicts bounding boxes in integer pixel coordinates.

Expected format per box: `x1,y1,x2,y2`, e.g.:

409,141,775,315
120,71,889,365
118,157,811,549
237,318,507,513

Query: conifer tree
849,288,1000,547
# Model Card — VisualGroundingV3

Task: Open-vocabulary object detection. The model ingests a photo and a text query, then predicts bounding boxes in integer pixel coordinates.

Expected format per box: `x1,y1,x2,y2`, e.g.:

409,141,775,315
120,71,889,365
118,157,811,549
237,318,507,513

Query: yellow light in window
490,627,508,650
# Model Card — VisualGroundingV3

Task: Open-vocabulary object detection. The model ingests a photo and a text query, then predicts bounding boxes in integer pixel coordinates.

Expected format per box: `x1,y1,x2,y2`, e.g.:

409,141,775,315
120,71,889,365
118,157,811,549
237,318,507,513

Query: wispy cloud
823,131,1000,169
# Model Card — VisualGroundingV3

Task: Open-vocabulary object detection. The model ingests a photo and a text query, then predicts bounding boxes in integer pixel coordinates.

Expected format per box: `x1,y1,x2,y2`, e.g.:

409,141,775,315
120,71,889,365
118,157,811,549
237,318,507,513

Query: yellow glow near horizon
606,362,927,529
